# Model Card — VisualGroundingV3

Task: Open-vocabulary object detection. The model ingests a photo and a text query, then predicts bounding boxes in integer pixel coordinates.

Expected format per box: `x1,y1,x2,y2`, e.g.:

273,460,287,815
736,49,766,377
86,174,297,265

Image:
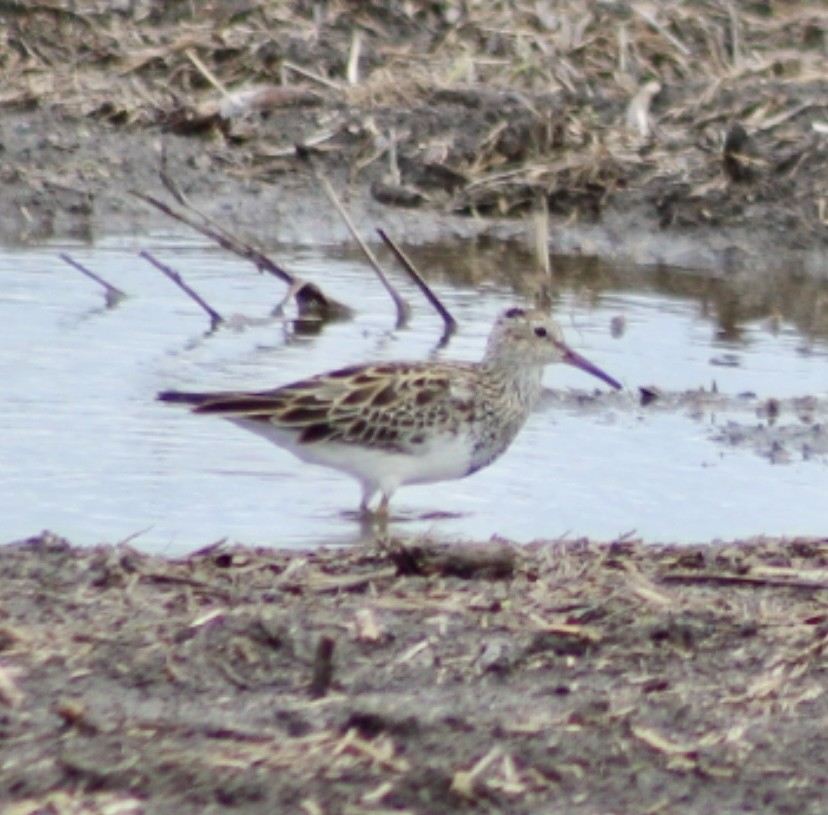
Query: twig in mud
281,567,397,595
139,571,234,600
531,195,551,278
139,250,224,329
631,4,690,56
387,127,401,185
308,635,335,698
727,1,742,69
631,725,699,762
661,572,828,590
282,61,341,92
377,228,458,341
131,190,353,320
625,80,661,139
156,165,315,323
346,29,361,85
531,195,554,310
451,746,503,799
132,190,290,282
185,48,230,99
318,175,410,327
157,163,265,261
60,253,127,307
113,527,153,547
252,127,340,160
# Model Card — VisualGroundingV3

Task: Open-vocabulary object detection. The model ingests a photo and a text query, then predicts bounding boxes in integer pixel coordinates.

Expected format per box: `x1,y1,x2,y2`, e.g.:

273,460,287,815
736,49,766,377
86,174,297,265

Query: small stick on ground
661,571,828,590
60,253,127,307
139,250,224,330
282,60,341,92
318,175,410,327
308,635,335,699
131,189,352,320
377,228,458,340
185,48,231,99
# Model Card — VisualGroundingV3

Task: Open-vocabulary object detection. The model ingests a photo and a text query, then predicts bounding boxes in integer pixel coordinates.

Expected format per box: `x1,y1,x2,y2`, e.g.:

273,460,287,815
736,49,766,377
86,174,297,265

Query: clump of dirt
2,531,828,813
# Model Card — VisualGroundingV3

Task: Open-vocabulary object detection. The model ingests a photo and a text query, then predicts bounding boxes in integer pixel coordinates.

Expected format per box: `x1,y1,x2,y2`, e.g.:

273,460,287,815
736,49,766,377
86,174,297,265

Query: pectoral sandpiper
159,307,622,515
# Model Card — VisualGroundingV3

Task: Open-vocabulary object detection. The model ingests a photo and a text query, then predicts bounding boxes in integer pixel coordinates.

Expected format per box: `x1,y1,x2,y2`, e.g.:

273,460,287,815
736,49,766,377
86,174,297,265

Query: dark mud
3,532,828,815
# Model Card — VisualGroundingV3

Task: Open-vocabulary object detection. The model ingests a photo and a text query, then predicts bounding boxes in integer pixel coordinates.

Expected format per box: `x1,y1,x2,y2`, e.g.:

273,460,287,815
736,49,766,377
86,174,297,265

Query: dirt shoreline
2,531,828,814
4,105,828,282
3,3,828,278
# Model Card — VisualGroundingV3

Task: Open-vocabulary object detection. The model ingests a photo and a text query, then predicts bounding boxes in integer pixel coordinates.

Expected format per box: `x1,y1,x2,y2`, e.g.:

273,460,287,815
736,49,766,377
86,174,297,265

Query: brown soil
3,532,828,815
3,2,828,813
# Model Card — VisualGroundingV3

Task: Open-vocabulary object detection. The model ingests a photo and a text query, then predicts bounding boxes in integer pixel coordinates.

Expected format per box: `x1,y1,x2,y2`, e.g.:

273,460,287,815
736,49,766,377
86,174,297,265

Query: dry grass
4,1,827,221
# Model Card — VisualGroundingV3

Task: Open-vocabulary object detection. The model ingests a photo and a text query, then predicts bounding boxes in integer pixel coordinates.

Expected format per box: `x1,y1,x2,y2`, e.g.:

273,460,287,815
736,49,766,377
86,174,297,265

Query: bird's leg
376,494,390,519
359,484,377,517
358,485,391,523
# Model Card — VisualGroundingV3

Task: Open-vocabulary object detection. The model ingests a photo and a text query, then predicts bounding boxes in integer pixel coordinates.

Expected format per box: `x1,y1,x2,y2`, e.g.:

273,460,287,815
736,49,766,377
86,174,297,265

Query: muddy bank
6,103,828,280
2,531,828,814
2,1,827,279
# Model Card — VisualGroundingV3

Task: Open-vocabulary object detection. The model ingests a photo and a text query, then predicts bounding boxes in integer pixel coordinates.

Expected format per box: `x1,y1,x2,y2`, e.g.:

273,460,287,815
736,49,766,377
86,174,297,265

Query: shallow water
2,234,827,553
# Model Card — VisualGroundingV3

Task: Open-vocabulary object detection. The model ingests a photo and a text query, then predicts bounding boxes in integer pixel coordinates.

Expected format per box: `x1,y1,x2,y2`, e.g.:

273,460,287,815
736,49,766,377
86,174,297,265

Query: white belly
230,418,475,495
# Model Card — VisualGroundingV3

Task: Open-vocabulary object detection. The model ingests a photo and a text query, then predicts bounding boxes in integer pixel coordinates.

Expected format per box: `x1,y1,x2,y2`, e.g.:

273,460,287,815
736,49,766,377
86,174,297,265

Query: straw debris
3,1,826,254
2,531,828,812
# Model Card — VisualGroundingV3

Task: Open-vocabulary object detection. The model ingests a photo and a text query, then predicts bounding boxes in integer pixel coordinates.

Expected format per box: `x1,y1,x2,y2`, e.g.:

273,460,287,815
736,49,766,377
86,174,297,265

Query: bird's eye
534,326,548,338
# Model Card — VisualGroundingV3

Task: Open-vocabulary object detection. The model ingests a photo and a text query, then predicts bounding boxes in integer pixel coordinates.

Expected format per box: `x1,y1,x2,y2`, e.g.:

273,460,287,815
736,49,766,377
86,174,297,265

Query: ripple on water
1,236,827,552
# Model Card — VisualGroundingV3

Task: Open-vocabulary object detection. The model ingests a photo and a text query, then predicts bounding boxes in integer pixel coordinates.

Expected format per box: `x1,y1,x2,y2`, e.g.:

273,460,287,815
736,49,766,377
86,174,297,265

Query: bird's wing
168,362,473,451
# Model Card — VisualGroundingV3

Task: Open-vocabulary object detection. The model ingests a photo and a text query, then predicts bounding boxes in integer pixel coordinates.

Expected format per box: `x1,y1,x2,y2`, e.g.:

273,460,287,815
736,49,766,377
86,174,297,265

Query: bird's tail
158,389,281,417
157,390,217,407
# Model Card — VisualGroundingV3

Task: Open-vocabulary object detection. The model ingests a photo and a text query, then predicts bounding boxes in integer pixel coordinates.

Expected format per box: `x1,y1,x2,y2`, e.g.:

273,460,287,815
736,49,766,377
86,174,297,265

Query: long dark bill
560,345,622,390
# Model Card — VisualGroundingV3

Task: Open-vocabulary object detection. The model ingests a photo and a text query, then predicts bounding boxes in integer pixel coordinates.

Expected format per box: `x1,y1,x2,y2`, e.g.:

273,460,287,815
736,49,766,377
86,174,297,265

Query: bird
158,307,622,516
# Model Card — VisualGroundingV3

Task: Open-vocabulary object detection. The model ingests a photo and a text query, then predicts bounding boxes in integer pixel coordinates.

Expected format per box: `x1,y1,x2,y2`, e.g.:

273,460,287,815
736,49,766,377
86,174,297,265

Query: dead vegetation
3,0,827,236
2,532,828,813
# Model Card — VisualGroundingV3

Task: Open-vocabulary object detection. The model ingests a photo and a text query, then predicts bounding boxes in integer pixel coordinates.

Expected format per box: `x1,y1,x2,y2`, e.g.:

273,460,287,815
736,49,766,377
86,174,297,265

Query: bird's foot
357,496,390,528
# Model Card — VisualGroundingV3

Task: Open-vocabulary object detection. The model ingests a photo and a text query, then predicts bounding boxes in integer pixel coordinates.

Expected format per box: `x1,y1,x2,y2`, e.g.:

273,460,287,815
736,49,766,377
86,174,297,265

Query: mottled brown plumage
159,307,622,514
